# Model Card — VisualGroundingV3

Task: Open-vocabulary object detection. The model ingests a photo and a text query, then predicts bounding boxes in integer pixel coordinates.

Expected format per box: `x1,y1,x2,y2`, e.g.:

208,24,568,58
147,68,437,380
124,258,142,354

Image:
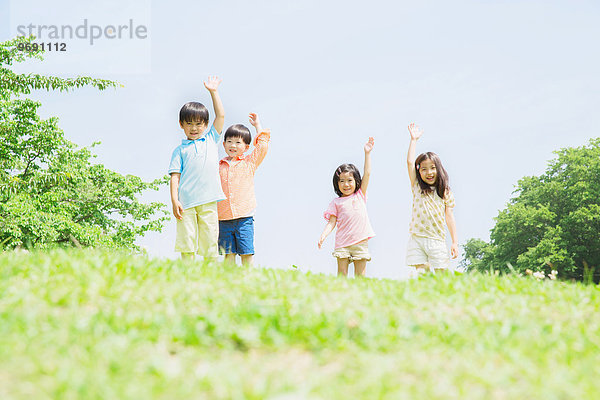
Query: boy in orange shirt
218,113,270,265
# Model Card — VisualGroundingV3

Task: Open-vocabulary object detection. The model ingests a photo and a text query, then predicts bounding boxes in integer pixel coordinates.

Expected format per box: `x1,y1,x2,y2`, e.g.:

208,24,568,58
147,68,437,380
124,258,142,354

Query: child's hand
450,243,459,259
249,113,260,128
172,201,184,220
408,123,423,140
364,137,374,153
318,235,326,249
204,75,222,92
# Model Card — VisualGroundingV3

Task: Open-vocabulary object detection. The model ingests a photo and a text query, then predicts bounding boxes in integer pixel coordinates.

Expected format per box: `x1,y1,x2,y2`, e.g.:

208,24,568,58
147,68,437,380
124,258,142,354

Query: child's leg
236,217,255,267
349,240,370,277
219,219,237,265
406,235,430,275
407,264,430,279
424,238,450,273
175,206,199,256
332,246,352,276
412,264,430,276
196,202,219,259
354,260,367,277
337,258,350,276
224,253,237,264
241,254,254,266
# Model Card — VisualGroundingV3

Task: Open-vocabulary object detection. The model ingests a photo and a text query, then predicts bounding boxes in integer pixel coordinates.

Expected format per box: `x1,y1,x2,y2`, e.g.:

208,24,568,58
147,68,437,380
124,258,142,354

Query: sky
2,0,599,279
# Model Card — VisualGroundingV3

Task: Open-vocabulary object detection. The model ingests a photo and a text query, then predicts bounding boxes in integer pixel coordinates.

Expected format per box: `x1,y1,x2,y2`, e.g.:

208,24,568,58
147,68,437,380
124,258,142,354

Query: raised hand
408,122,423,141
203,75,222,92
364,137,375,153
249,113,261,128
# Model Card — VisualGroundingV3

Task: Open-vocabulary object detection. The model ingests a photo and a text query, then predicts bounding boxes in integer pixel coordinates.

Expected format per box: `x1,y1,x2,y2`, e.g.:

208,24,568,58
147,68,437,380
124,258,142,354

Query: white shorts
332,239,371,262
406,235,449,269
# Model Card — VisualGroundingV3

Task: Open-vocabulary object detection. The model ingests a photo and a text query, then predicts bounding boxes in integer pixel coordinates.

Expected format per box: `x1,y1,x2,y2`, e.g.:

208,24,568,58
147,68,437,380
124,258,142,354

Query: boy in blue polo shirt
168,76,226,260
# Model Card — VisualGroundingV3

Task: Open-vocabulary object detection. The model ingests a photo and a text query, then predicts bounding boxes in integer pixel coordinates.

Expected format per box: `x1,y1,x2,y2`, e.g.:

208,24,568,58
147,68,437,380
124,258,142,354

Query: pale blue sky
3,0,599,279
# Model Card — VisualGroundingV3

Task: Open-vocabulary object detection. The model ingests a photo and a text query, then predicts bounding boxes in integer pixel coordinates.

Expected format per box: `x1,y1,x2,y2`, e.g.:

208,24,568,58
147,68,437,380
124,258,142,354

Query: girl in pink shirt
318,137,375,277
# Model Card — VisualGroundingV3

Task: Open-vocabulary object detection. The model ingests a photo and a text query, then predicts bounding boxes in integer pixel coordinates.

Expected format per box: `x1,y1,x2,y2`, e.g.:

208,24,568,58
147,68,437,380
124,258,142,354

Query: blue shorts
218,217,254,255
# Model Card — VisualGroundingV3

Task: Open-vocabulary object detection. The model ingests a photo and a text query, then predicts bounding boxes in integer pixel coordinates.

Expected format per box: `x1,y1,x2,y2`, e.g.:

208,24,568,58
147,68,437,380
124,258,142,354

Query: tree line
0,36,167,250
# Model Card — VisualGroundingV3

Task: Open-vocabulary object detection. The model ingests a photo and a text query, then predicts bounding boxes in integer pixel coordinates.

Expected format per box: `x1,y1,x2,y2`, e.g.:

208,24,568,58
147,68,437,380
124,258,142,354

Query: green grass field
1,250,599,399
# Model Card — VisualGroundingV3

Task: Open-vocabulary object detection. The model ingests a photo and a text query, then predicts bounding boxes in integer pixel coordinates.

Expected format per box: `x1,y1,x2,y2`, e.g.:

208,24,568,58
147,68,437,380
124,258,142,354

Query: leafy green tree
0,36,168,250
461,138,600,281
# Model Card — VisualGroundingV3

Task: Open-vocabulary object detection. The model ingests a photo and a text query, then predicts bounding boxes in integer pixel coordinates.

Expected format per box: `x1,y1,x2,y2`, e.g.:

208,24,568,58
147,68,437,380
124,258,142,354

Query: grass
1,250,599,399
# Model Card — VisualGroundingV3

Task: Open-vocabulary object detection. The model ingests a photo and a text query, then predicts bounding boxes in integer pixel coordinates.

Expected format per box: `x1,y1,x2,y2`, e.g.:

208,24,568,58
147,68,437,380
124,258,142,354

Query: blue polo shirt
168,125,226,209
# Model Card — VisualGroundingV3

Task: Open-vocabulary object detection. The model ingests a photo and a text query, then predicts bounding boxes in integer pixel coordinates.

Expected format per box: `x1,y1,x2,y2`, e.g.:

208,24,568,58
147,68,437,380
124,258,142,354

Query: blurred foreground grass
1,250,599,399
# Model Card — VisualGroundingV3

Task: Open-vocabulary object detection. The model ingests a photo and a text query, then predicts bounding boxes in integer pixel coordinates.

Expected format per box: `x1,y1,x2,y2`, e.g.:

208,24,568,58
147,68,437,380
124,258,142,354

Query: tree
461,138,600,281
0,36,168,250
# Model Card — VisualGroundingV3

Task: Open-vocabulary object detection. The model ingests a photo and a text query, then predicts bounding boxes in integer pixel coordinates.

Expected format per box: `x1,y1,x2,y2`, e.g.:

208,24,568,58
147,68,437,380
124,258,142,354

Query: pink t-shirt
323,188,375,249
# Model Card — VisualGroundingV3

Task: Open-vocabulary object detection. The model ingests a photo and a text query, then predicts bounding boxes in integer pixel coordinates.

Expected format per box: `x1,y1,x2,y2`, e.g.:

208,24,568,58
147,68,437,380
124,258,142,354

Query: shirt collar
181,126,211,145
181,136,207,145
220,154,246,163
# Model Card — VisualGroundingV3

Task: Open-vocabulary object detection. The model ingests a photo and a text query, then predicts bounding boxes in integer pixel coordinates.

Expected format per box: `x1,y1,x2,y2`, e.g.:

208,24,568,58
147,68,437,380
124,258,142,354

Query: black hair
415,152,450,199
179,102,209,124
332,163,362,197
224,124,252,145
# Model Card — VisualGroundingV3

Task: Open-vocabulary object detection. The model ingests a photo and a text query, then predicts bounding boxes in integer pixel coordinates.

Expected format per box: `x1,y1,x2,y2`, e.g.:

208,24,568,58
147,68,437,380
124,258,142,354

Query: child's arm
445,205,458,259
360,137,375,194
407,123,423,186
318,216,337,249
247,113,270,167
170,173,184,220
204,76,225,134
249,112,263,134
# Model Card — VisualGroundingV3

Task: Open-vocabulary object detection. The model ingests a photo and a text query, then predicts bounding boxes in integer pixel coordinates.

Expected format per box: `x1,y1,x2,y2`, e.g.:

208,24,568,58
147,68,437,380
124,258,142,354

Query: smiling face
223,136,250,158
338,171,357,197
180,119,207,140
418,158,437,186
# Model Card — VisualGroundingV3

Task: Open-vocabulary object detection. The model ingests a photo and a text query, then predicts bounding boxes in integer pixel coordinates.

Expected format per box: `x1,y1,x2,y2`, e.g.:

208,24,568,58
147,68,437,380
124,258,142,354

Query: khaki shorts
332,239,371,262
406,234,449,269
175,202,219,257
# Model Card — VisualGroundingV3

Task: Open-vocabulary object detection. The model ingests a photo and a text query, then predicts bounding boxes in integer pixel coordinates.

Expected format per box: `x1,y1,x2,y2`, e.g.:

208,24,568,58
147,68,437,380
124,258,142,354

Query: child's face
338,171,356,197
419,159,437,185
180,119,207,140
223,137,250,158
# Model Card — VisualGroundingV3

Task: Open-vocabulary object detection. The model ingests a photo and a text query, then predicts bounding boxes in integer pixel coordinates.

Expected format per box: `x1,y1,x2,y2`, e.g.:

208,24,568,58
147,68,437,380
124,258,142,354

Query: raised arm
204,76,225,134
407,122,423,186
247,113,270,167
361,137,374,194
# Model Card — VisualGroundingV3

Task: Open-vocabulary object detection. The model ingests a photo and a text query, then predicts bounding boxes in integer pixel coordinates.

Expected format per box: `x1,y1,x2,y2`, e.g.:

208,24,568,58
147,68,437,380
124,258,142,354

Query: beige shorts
332,239,371,262
406,234,449,269
175,202,219,257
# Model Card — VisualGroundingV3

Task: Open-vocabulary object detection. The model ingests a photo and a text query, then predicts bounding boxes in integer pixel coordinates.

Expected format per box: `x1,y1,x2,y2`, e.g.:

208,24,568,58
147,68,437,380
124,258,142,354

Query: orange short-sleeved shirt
218,131,270,220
